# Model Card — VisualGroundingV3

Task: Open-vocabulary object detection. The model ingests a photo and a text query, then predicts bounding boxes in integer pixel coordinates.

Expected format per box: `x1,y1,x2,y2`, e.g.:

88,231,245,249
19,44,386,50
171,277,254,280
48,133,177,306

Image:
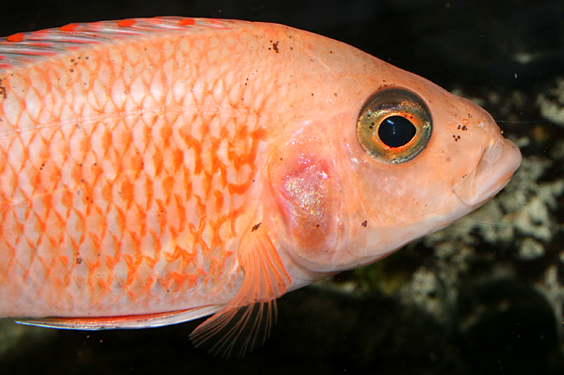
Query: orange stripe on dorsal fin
190,223,291,357
0,17,242,71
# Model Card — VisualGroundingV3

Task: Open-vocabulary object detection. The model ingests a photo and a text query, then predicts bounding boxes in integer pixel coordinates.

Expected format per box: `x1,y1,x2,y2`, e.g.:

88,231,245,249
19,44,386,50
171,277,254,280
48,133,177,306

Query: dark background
1,1,564,374
3,0,564,89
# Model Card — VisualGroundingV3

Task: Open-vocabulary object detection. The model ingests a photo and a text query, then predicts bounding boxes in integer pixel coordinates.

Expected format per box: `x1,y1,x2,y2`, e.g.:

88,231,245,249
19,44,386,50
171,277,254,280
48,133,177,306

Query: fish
0,17,521,355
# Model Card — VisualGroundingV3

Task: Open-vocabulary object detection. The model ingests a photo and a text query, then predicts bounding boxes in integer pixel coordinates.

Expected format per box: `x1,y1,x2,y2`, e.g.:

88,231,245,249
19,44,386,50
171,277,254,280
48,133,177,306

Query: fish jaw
454,134,522,208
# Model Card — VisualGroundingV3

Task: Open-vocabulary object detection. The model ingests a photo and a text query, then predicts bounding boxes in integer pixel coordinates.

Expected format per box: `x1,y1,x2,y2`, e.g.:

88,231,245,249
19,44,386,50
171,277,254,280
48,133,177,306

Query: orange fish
0,17,521,354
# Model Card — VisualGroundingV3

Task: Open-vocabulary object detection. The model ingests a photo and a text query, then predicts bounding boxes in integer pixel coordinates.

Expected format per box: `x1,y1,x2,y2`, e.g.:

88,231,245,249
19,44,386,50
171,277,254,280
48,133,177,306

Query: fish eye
357,88,432,164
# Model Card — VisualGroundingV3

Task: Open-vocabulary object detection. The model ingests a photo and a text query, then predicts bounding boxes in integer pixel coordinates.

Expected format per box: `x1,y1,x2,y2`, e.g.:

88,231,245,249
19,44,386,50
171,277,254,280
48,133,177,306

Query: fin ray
16,304,224,330
190,224,291,357
0,17,244,70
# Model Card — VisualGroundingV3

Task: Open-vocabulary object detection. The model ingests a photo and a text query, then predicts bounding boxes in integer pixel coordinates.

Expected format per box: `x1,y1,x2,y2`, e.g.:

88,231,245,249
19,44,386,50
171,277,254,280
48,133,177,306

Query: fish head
267,36,521,279
344,84,522,264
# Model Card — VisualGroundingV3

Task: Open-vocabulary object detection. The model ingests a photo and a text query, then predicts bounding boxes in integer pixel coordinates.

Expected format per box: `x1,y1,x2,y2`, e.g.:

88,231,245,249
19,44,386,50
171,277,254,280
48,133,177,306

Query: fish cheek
269,154,341,268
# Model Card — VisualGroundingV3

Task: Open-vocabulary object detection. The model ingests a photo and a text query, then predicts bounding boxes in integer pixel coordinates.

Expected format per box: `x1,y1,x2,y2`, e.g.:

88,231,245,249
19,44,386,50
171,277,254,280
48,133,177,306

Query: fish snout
454,136,522,207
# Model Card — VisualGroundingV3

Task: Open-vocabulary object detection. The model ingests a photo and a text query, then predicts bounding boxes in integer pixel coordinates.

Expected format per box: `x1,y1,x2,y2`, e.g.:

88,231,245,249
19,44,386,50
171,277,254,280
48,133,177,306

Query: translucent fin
191,301,278,357
0,17,247,70
190,225,291,357
15,304,224,330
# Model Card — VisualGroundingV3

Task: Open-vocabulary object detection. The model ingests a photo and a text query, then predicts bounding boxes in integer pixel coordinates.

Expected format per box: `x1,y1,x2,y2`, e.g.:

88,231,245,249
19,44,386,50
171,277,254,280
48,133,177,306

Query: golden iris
357,88,432,164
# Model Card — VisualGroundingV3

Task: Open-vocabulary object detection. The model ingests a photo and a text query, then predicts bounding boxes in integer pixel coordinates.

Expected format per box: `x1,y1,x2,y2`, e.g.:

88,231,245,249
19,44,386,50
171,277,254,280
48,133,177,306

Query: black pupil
378,116,416,148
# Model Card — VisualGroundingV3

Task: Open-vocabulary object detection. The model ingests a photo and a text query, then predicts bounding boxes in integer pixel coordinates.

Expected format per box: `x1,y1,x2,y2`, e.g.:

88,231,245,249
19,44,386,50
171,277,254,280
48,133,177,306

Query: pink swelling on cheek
271,156,338,262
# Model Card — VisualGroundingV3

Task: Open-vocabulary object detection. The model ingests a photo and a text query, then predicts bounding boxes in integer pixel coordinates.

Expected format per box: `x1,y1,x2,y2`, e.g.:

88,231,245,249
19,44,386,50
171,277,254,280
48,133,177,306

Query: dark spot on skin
280,158,283,161
70,69,74,73
462,125,467,131
362,220,368,227
462,174,467,178
334,93,337,97
251,223,262,232
453,135,461,141
272,41,279,53
0,79,7,100
76,258,83,264
316,224,320,228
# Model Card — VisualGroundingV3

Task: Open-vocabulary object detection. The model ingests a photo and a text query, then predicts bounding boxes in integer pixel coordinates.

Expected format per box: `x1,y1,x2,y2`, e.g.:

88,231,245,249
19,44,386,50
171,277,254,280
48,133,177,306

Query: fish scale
0,18,272,317
0,17,521,354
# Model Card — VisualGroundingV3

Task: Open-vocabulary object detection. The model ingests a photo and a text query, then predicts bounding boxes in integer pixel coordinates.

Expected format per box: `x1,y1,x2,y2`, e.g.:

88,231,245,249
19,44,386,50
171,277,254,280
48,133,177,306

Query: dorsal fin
190,223,292,357
0,17,243,70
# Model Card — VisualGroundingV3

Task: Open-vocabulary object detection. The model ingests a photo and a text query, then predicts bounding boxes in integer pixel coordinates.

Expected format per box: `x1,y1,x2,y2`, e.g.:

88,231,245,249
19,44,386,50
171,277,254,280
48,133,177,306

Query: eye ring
357,88,432,164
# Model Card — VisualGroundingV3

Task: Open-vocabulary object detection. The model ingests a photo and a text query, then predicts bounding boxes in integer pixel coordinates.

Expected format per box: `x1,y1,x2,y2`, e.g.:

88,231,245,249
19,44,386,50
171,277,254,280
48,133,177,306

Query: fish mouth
454,137,522,207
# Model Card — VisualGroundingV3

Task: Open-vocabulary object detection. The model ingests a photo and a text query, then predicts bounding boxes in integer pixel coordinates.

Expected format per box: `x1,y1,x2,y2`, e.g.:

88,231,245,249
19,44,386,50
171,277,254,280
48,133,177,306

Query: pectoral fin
190,223,291,357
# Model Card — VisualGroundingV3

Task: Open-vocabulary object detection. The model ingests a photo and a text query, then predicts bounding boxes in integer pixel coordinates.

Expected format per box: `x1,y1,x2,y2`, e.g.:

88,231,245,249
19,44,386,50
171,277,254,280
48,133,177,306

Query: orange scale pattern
0,19,274,317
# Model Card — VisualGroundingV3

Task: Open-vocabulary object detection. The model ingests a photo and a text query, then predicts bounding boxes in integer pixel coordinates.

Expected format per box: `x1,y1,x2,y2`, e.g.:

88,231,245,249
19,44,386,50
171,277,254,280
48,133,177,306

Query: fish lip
454,137,522,208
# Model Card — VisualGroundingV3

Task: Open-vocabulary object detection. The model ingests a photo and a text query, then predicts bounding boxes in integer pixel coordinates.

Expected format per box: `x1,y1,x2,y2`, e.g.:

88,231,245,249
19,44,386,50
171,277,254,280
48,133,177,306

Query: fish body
0,17,520,346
